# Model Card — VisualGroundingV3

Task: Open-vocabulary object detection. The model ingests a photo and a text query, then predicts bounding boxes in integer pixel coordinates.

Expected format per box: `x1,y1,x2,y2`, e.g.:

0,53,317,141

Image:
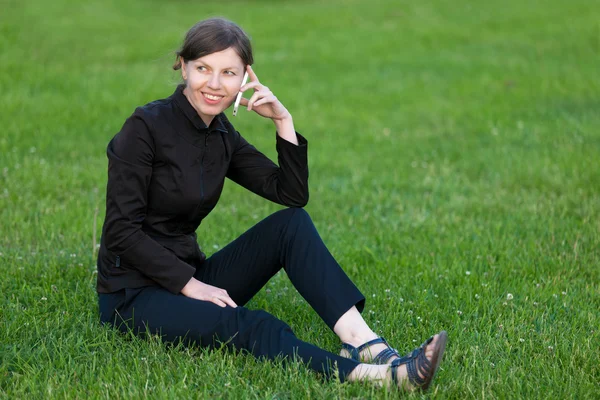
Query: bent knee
276,207,311,225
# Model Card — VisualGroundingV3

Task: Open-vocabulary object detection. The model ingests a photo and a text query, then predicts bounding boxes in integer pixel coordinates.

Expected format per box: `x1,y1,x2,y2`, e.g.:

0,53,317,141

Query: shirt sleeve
226,131,309,207
102,112,196,294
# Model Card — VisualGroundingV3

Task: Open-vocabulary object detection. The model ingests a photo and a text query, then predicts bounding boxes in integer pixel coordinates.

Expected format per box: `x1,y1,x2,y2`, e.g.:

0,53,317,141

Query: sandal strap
340,342,360,361
341,337,390,362
390,344,433,388
372,346,400,364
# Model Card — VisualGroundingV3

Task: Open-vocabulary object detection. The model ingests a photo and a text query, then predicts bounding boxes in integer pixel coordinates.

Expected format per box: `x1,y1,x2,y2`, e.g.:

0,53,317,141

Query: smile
202,92,224,101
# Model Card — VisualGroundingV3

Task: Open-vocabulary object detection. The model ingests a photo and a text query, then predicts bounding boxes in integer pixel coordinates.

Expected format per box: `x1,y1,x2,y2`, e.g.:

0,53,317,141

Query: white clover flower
519,338,525,343
457,310,463,315
466,271,471,275
475,294,480,299
41,297,47,301
506,293,514,300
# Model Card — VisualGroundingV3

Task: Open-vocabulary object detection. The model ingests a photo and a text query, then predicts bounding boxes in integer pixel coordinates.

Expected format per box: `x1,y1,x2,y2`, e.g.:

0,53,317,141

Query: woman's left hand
239,65,291,121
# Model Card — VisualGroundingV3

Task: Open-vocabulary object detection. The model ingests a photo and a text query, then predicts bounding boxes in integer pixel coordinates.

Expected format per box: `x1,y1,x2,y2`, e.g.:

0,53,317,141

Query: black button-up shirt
96,85,309,294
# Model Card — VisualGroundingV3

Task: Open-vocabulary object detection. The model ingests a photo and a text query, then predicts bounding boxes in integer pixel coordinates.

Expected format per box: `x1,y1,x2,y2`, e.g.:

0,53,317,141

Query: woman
96,17,447,391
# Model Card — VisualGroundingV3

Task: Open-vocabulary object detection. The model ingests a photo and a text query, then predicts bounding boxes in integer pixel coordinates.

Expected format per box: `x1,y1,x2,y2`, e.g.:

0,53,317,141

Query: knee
278,207,312,228
268,208,317,247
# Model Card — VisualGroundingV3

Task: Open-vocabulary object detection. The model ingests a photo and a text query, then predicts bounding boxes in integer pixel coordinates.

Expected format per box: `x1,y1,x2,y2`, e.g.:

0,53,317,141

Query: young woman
96,17,447,391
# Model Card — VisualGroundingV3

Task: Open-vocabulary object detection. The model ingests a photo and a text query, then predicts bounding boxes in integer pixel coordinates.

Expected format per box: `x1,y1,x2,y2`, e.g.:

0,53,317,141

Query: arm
226,126,309,207
102,112,195,294
227,66,309,206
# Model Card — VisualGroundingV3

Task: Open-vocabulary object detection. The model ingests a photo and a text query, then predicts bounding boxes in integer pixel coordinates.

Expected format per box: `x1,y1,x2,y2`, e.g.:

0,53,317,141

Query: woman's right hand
181,277,238,308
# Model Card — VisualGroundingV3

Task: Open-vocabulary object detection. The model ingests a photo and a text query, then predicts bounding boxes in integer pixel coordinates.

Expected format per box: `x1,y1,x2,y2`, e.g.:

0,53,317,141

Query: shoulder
131,93,177,127
116,90,179,140
108,98,170,158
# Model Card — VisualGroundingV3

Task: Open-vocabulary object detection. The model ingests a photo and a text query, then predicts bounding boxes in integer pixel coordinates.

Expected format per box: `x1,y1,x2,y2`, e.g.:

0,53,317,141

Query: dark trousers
99,208,366,381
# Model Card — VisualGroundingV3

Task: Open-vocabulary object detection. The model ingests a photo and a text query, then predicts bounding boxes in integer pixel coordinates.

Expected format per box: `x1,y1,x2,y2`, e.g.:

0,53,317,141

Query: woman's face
181,47,246,126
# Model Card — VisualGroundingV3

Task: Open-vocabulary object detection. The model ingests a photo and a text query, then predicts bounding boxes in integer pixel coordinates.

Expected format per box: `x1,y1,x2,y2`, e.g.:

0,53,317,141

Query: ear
180,56,187,80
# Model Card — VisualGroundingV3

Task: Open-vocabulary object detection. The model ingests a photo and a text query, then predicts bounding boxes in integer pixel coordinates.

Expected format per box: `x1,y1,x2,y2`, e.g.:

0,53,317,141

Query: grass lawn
1,0,599,398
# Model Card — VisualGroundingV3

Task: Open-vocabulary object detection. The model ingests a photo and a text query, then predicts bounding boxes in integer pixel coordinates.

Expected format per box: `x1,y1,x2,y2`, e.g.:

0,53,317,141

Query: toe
425,334,439,359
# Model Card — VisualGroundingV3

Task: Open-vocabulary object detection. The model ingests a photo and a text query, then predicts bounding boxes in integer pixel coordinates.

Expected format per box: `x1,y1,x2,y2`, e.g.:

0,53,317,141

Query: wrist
273,113,292,125
274,117,297,145
181,277,200,294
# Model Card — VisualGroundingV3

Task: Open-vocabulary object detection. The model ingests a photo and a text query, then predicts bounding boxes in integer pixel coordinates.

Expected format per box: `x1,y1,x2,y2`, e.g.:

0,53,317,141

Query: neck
182,86,214,127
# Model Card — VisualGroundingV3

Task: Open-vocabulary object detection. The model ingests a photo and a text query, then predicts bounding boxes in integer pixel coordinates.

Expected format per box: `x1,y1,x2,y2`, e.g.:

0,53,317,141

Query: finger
247,91,272,111
239,97,249,107
212,297,227,308
246,64,259,82
223,296,238,308
253,95,277,108
240,81,264,93
246,91,262,111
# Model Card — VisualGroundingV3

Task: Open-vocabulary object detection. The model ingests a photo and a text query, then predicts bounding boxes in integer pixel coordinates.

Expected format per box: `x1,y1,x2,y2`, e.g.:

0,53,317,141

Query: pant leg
196,208,366,330
98,286,360,382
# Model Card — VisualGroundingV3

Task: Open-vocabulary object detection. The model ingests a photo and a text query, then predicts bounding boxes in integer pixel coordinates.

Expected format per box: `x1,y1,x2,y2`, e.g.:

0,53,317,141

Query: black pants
99,208,366,381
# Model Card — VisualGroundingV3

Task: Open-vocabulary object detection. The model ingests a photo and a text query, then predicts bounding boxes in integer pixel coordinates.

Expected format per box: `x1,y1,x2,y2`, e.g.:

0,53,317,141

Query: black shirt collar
172,84,228,134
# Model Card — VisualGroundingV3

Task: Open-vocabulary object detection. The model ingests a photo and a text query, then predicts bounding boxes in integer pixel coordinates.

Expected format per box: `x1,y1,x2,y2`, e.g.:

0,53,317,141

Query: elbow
279,190,308,208
291,189,309,208
103,231,123,255
299,191,309,207
102,218,139,254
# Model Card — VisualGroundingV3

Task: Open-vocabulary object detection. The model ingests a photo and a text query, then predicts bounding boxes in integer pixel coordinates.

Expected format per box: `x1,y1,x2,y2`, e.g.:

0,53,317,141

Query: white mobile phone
233,71,249,116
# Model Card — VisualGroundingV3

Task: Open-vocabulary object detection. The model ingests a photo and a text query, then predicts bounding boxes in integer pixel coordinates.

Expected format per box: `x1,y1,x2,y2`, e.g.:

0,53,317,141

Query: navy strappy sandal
390,331,448,391
340,336,401,364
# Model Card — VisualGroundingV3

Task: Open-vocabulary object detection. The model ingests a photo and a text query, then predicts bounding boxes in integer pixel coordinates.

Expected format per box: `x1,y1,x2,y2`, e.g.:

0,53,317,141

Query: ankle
339,329,379,347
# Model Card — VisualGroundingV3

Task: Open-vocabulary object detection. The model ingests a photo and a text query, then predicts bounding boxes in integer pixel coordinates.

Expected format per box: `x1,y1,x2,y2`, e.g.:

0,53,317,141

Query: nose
207,73,221,90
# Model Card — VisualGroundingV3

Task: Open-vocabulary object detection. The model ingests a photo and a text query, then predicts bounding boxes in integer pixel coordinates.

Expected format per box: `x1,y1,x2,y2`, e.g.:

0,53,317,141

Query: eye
197,66,207,72
224,70,236,76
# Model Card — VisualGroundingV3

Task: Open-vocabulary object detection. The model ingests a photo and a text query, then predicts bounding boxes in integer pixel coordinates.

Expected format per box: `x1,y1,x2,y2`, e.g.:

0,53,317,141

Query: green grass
1,0,599,398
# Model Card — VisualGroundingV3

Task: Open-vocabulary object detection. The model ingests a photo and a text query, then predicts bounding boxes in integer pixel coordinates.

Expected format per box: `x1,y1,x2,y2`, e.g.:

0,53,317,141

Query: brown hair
173,18,253,70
